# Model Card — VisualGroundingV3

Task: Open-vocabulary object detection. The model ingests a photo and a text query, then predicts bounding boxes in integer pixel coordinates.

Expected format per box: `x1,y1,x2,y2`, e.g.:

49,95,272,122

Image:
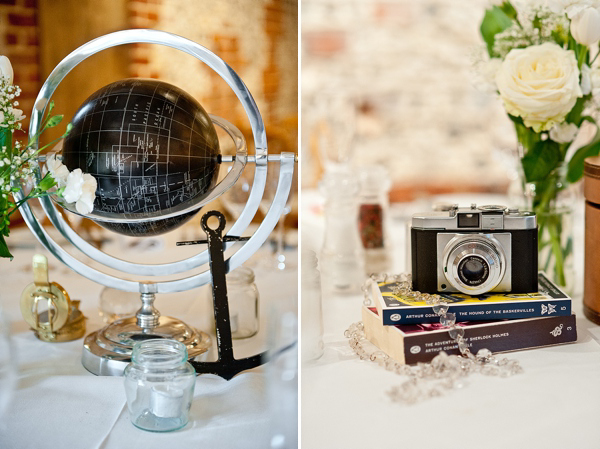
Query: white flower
9,107,25,122
581,63,592,94
63,168,85,203
46,153,69,187
546,0,600,18
495,42,582,132
549,121,579,142
75,173,96,214
0,56,13,84
62,168,96,214
570,6,600,45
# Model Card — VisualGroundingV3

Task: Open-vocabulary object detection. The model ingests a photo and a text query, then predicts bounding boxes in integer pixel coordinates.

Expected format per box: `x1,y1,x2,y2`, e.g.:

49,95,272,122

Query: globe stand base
82,316,211,376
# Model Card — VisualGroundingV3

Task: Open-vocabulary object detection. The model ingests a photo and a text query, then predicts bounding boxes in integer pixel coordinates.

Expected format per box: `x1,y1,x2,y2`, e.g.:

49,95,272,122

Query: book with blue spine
374,272,571,325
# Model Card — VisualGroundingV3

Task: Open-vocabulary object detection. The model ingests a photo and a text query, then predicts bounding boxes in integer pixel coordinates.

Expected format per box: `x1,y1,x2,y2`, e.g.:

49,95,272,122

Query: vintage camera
410,204,538,295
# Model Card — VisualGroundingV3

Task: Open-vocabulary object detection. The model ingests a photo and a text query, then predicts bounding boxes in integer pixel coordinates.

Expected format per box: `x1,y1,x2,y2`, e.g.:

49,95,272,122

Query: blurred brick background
0,0,298,152
0,0,297,229
301,0,515,201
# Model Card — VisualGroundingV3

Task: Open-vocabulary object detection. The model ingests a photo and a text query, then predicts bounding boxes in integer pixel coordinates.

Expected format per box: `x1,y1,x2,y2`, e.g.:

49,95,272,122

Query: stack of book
363,272,577,364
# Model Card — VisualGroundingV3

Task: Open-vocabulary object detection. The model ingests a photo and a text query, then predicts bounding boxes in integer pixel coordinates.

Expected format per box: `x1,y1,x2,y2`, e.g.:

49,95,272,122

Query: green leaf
37,173,57,192
508,114,524,127
521,140,561,182
0,234,13,260
566,95,588,125
44,114,63,129
480,6,514,57
567,133,600,183
0,128,12,157
499,1,517,20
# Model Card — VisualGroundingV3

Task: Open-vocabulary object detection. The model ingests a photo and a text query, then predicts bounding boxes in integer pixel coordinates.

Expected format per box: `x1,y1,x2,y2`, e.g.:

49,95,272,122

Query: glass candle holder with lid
124,339,196,432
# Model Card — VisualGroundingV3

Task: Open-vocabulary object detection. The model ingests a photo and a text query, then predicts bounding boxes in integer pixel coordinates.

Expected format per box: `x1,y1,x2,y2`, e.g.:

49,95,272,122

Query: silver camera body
411,204,538,296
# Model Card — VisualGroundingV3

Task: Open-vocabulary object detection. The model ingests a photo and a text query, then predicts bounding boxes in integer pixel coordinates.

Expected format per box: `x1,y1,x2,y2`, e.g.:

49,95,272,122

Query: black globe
61,79,220,236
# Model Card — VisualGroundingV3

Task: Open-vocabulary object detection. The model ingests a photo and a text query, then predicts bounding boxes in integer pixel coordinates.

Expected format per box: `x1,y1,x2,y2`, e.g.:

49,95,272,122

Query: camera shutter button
507,207,519,214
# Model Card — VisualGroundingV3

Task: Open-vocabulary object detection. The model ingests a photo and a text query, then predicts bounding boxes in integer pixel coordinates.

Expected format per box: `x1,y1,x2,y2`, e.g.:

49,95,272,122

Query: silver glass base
82,316,211,376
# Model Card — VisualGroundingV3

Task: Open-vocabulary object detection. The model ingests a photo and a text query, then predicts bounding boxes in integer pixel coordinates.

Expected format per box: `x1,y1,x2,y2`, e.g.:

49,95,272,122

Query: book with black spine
374,272,571,325
362,306,578,365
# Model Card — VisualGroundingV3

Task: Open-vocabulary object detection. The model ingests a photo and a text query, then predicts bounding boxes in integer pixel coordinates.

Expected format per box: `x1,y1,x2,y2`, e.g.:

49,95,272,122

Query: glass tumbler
124,339,196,432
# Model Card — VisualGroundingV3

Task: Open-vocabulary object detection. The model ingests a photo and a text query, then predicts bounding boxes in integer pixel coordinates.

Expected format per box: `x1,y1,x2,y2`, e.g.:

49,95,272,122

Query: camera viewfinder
457,213,479,228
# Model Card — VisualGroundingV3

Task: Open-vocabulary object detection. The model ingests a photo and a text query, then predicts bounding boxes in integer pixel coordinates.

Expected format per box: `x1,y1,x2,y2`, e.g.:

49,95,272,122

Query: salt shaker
124,339,196,432
358,165,391,274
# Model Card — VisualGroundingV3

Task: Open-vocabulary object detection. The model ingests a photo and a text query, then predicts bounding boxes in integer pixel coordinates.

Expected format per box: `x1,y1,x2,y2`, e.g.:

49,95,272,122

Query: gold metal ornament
20,254,86,342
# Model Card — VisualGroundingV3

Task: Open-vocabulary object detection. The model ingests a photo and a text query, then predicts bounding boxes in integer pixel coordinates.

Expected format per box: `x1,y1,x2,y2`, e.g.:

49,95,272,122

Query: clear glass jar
124,339,196,432
227,266,259,339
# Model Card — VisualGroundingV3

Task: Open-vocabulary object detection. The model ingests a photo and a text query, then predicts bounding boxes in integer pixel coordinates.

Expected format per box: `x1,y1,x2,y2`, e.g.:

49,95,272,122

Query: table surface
0,222,298,449
301,191,600,449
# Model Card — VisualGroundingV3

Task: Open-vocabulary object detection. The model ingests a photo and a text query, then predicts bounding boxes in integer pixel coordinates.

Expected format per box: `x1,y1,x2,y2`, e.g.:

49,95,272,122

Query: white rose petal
495,42,582,132
549,122,579,142
570,7,600,45
0,56,13,84
46,153,70,188
63,168,85,203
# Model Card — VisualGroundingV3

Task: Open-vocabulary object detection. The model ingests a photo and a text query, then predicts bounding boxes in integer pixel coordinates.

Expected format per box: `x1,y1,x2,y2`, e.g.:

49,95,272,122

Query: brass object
20,254,86,342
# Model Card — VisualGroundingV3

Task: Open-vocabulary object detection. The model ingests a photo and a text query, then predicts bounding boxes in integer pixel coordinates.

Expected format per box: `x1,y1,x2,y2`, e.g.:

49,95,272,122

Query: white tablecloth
301,191,600,449
0,224,298,449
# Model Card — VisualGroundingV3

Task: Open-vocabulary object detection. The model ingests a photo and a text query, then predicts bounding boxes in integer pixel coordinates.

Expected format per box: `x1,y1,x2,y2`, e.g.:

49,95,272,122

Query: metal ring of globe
15,29,295,293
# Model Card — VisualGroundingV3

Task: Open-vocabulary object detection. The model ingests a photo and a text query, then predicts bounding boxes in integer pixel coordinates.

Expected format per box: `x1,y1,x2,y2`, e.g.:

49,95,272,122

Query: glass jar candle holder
124,339,196,432
227,266,260,339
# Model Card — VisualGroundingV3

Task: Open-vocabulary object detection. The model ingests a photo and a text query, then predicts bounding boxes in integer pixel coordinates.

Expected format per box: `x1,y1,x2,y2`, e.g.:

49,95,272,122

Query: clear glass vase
510,161,576,293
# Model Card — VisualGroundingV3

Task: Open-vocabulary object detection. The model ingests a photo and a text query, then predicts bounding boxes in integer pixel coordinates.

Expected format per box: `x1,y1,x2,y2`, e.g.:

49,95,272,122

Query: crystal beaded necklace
345,273,523,404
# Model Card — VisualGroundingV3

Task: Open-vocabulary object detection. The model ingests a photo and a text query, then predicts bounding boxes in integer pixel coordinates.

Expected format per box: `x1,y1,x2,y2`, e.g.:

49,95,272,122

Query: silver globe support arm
15,153,294,293
156,152,295,293
17,29,273,280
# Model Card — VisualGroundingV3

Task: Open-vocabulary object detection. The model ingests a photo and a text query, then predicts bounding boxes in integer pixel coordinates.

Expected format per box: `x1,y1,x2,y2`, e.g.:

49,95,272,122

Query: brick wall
302,0,515,199
0,0,39,129
0,0,297,153
129,0,298,152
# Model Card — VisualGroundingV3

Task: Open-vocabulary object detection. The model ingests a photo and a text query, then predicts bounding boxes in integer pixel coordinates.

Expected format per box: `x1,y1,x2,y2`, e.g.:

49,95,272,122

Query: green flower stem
577,45,588,70
546,213,566,286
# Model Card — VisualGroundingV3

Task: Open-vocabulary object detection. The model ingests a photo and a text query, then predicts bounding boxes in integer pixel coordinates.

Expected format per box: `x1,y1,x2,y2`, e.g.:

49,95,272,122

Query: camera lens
457,256,489,286
441,235,507,295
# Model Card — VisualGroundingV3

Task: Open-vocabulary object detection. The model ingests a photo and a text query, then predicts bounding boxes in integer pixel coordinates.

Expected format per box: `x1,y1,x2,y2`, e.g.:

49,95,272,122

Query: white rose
549,122,579,142
570,7,600,45
46,153,70,188
0,56,13,84
75,173,96,214
495,43,582,132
